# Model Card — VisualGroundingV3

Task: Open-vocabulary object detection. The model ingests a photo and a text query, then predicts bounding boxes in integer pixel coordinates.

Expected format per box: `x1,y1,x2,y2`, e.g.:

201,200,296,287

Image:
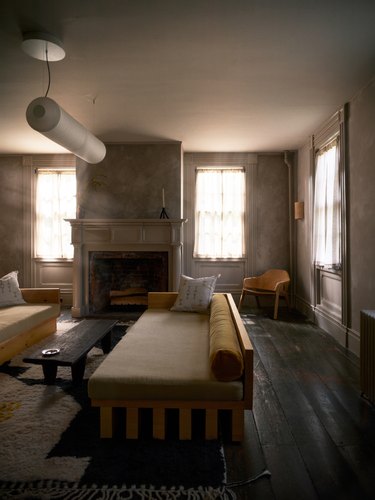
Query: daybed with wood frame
88,292,253,441
0,288,61,364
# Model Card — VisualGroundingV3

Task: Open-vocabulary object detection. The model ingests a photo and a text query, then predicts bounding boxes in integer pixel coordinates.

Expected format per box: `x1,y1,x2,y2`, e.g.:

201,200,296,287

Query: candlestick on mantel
160,187,169,218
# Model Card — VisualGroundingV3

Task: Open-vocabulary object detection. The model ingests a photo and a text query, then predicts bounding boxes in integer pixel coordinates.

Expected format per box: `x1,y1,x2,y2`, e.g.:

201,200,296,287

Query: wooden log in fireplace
110,288,148,306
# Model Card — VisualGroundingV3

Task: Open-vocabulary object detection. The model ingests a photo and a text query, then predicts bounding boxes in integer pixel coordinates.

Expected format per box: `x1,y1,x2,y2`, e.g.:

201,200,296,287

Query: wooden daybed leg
126,408,139,439
179,409,192,440
153,408,165,439
205,409,218,439
100,407,113,438
231,409,244,442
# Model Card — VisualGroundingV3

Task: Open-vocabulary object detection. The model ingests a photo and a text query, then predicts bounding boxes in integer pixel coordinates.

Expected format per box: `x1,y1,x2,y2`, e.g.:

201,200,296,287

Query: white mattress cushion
88,309,243,401
0,304,60,343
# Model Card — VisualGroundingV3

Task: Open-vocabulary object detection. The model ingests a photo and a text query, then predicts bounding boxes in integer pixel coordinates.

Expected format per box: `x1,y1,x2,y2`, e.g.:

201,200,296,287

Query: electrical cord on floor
225,469,271,488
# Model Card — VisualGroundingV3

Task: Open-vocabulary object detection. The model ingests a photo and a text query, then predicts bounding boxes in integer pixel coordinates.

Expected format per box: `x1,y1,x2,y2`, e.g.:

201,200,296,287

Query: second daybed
88,290,253,441
0,271,60,364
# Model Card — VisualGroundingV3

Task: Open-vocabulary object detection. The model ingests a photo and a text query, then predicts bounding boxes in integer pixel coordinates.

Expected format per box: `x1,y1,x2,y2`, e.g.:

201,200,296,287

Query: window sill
33,257,73,263
193,256,246,261
315,265,342,276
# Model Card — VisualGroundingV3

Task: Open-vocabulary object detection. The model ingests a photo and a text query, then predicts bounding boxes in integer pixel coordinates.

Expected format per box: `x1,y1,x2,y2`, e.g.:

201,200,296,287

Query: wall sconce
294,201,304,220
22,32,106,164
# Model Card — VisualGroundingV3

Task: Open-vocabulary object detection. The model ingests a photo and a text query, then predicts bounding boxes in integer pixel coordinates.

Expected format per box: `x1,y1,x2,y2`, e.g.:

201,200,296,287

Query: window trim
183,153,257,291
313,137,341,270
34,167,77,259
310,105,349,327
193,166,246,259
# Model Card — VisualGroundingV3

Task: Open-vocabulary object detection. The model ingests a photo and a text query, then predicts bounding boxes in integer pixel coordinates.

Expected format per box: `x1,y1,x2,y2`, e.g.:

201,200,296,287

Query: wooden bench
23,319,117,384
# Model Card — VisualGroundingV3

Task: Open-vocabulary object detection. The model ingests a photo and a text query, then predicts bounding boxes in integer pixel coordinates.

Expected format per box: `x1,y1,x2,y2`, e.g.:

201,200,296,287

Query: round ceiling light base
22,31,65,61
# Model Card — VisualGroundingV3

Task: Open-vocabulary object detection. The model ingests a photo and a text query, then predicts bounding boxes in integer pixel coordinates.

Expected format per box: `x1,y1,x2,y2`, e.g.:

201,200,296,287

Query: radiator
360,310,375,404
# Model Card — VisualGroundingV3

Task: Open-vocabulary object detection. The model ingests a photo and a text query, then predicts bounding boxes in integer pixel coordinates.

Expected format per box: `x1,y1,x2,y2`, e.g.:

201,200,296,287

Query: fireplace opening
89,251,168,315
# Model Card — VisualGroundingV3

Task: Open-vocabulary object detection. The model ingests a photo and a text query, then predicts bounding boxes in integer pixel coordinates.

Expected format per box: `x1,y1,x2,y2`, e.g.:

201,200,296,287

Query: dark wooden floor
224,306,375,500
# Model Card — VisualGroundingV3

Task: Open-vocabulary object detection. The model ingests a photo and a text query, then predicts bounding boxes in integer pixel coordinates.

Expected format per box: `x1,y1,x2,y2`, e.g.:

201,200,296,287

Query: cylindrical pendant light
26,96,106,164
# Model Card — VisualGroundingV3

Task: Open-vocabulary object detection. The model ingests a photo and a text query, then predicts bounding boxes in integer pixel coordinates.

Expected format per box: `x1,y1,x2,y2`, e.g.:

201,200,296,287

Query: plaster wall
348,77,375,332
0,156,25,282
295,75,375,350
76,143,183,220
295,143,312,308
183,152,290,299
256,154,290,273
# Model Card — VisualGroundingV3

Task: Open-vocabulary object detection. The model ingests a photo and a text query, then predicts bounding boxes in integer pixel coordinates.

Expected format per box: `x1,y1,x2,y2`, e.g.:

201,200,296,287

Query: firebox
89,251,168,314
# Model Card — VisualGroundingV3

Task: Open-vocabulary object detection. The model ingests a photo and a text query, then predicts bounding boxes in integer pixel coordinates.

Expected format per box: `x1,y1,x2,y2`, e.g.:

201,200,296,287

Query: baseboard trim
295,295,314,321
294,294,359,357
314,307,347,348
60,290,73,307
347,327,360,357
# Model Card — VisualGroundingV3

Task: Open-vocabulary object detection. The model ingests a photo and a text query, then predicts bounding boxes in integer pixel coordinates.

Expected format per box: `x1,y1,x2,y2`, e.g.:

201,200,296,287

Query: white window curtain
313,140,341,269
35,169,76,259
194,168,245,258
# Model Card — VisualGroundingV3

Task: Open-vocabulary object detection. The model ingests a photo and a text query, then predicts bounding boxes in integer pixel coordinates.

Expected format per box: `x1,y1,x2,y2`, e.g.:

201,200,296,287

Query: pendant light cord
44,47,51,97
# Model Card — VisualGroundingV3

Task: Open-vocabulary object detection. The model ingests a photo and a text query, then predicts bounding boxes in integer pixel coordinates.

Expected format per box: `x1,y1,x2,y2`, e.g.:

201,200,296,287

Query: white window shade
194,168,245,258
35,169,76,258
313,141,341,268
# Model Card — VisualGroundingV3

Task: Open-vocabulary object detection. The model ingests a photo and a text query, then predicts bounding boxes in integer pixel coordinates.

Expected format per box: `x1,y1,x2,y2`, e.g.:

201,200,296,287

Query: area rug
0,319,233,499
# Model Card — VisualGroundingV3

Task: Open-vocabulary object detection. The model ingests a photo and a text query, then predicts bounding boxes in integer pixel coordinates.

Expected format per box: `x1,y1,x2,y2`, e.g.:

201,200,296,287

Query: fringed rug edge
0,481,236,499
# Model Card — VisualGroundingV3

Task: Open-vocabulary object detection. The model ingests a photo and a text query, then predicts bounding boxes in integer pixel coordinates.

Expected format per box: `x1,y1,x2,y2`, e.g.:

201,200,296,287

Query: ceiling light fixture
22,31,66,61
22,32,106,164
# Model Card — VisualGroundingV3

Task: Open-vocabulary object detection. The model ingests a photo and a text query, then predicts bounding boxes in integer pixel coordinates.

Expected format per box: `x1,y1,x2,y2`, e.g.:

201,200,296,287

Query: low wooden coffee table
23,319,117,384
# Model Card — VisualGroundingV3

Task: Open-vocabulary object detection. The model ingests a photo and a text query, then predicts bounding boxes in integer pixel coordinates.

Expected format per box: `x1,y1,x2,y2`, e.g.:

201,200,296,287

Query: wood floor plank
262,443,318,500
224,410,275,499
340,444,375,498
226,307,375,499
264,315,375,448
261,320,367,446
251,334,329,445
299,441,368,500
253,357,296,445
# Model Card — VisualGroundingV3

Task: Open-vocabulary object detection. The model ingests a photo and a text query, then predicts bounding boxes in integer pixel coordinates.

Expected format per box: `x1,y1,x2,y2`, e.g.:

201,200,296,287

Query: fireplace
67,219,186,317
89,250,168,313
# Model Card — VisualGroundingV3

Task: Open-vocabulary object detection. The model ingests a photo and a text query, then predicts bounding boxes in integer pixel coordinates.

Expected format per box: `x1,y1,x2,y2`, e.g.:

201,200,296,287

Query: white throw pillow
171,274,219,313
0,271,26,307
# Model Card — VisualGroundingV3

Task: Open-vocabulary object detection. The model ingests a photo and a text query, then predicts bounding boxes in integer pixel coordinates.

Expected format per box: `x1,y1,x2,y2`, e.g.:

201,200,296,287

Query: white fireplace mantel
67,219,187,317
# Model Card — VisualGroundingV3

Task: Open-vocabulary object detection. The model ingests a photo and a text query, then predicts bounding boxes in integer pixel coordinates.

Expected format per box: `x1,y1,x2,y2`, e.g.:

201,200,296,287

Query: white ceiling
1,0,375,155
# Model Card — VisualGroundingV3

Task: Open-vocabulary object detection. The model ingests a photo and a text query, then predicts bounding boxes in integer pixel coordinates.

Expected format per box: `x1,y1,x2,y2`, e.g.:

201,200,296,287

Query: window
194,168,245,258
313,140,341,269
35,169,76,259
